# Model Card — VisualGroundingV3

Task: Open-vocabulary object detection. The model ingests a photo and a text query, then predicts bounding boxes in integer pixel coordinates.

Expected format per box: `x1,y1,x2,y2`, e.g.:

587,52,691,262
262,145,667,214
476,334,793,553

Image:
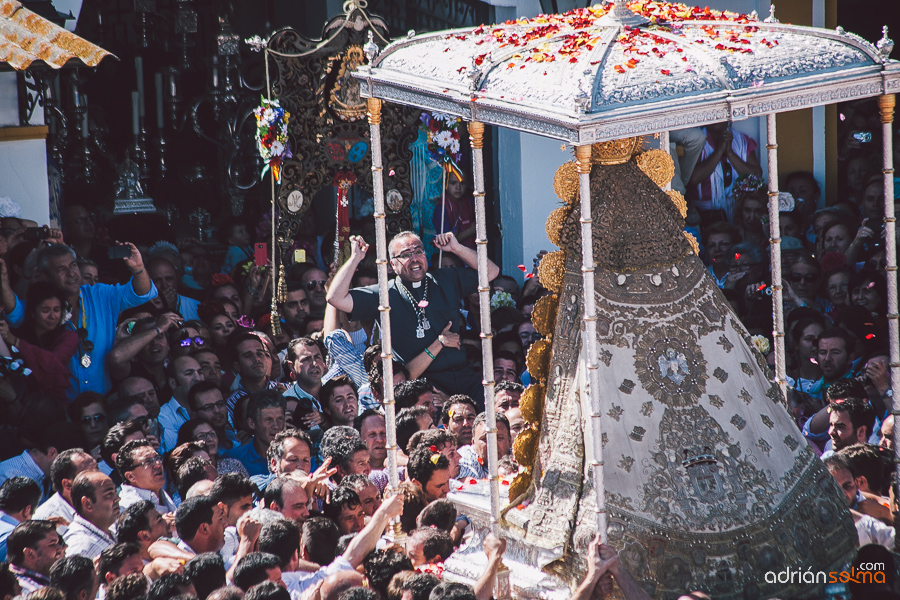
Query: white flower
433,130,453,148
262,108,275,122
751,334,771,356
271,141,285,156
490,291,514,311
778,192,795,212
433,112,454,122
449,138,460,154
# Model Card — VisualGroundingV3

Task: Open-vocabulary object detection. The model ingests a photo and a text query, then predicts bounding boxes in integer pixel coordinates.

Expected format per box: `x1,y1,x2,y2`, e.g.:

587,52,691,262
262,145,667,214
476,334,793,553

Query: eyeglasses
80,414,106,425
305,280,327,291
179,335,206,348
393,248,425,261
791,273,817,283
194,431,218,441
197,400,227,412
132,455,162,470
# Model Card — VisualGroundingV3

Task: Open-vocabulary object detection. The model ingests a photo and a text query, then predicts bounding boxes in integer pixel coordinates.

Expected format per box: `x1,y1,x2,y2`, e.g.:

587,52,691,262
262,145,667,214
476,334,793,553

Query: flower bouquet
421,112,464,182
253,97,292,183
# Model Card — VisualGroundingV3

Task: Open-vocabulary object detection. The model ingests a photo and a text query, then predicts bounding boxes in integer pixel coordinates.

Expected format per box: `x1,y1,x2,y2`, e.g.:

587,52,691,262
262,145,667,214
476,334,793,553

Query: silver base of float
445,482,570,600
113,197,157,214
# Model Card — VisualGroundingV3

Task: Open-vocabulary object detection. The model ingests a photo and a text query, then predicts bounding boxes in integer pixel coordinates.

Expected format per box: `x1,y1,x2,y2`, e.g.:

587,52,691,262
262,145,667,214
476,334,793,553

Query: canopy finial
363,30,379,63
878,25,894,60
763,4,779,23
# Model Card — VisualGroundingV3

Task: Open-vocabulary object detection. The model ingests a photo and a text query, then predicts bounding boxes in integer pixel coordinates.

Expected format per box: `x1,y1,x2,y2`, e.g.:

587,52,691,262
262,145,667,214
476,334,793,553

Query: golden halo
526,339,552,383
553,161,579,206
537,250,566,294
667,189,687,218
684,231,700,255
508,470,532,501
532,294,558,338
635,148,675,187
520,383,545,425
546,207,570,247
513,426,539,466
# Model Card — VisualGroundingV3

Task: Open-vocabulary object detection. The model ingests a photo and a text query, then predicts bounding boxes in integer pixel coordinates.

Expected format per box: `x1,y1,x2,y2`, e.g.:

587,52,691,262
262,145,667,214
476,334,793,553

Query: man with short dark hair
264,477,310,526
394,379,435,422
100,420,147,482
828,398,877,454
0,477,42,561
97,542,144,587
283,338,326,432
185,552,227,600
189,380,236,449
65,471,119,558
322,487,365,535
6,519,65,594
49,554,99,600
33,448,98,535
816,328,856,391
320,375,359,429
159,355,205,452
824,453,894,549
116,500,170,561
407,448,451,504
210,473,257,561
339,475,381,517
280,283,311,339
226,333,280,424
493,381,524,413
174,495,227,558
258,519,302,573
222,390,286,477
234,551,283,591
116,439,176,514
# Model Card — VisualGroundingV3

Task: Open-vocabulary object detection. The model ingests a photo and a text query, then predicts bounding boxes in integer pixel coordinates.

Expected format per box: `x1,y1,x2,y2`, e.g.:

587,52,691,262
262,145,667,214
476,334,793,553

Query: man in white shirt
64,471,119,559
33,449,98,536
0,441,58,504
116,440,176,515
158,355,205,452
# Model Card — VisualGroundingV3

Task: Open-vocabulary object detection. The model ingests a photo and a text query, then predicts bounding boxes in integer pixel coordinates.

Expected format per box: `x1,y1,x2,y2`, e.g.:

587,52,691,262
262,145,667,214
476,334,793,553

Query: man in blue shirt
222,390,286,477
2,243,156,399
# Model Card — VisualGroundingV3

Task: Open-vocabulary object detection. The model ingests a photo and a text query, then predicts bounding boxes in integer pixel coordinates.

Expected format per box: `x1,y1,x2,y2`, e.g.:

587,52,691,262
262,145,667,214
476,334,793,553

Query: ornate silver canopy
355,2,899,143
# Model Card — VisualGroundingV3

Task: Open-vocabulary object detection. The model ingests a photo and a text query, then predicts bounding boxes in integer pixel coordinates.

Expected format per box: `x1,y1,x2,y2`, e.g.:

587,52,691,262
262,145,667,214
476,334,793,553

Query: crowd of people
0,96,897,599
0,200,654,600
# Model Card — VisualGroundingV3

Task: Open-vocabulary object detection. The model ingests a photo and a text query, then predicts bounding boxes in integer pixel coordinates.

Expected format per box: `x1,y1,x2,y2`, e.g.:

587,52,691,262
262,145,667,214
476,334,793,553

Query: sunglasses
791,273,817,283
305,280,327,291
179,335,206,348
80,414,106,425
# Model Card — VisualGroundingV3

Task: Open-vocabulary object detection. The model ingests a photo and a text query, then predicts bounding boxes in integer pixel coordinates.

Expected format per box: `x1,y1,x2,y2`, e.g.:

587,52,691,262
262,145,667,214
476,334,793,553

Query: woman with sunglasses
784,256,825,315
176,418,249,477
0,281,78,404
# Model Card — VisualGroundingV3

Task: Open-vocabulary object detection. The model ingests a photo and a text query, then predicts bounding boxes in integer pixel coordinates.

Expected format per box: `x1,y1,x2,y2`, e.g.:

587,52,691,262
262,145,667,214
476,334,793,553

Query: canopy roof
355,0,899,143
0,0,114,71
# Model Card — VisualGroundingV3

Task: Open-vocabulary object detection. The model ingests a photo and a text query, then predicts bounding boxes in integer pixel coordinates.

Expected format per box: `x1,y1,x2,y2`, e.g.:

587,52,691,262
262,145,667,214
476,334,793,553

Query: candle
82,112,89,139
132,91,139,136
168,72,176,98
211,56,219,89
155,73,164,130
135,56,145,118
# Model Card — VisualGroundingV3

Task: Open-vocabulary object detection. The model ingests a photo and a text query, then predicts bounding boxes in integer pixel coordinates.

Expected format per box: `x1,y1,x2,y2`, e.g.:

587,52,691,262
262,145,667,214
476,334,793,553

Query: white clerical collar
412,281,422,288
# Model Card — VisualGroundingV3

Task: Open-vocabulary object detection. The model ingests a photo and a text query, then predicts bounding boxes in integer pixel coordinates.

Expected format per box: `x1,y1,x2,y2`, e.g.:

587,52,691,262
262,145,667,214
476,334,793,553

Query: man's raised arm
326,235,369,314
433,232,499,281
